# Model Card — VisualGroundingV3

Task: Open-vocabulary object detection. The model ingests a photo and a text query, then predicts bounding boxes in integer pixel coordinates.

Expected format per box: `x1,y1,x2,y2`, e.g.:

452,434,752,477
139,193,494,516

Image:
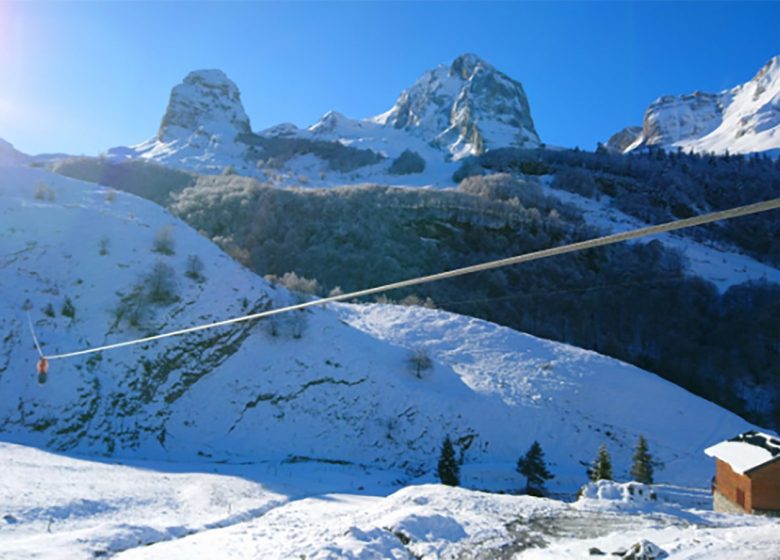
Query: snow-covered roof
705,431,780,474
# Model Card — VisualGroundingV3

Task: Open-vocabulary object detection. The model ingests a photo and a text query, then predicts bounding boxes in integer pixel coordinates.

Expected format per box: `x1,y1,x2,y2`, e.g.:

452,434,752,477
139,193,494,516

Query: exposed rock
372,53,540,159
605,126,642,153
614,55,780,156
158,69,251,143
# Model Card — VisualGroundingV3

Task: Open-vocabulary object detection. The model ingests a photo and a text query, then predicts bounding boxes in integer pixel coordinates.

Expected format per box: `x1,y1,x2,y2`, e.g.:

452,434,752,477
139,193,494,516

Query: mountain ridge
609,55,780,156
106,54,540,183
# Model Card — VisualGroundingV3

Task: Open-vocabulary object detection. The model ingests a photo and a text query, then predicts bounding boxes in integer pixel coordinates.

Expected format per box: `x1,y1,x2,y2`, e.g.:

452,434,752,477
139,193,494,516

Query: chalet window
736,488,745,508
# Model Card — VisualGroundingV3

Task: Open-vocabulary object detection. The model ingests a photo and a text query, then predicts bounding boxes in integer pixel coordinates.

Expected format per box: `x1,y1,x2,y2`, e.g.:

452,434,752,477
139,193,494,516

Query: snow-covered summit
104,54,542,183
372,53,541,159
611,55,780,156
157,69,251,143
107,69,255,174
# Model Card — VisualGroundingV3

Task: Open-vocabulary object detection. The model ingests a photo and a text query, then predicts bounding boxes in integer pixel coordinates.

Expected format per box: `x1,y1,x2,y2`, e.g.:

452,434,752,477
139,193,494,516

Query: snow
704,432,780,474
0,163,764,490
106,54,540,186
705,441,775,474
2,445,780,559
624,56,780,157
539,177,780,291
1,163,779,558
0,138,30,166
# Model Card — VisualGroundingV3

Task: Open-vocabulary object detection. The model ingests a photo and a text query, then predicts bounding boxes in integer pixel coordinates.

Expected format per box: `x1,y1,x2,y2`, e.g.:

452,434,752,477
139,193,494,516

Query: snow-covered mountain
610,55,780,156
109,70,256,175
0,163,758,491
107,54,540,185
370,53,540,158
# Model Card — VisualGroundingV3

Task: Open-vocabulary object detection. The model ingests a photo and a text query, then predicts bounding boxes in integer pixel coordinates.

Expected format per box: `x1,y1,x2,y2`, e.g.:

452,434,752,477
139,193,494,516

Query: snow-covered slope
107,54,539,186
0,164,758,490
538,177,780,291
612,55,780,156
3,444,779,560
0,138,29,166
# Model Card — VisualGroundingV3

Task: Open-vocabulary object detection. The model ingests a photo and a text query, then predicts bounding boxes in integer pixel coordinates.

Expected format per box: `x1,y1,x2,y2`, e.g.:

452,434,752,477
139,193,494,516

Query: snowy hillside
611,55,780,156
0,163,759,491
0,138,29,166
106,54,539,186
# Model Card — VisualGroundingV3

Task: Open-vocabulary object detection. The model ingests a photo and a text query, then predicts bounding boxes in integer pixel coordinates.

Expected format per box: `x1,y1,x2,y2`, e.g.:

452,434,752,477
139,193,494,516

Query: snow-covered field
2,442,779,559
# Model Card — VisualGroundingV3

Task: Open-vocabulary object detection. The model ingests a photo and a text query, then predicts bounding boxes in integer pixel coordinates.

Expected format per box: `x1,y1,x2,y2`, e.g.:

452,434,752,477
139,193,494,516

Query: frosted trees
185,255,205,282
407,348,433,379
152,226,175,255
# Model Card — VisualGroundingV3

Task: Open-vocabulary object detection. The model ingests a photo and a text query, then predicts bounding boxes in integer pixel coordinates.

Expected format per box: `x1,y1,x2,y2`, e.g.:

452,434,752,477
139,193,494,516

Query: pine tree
630,435,654,484
516,441,554,496
588,444,613,482
61,297,75,319
437,435,460,487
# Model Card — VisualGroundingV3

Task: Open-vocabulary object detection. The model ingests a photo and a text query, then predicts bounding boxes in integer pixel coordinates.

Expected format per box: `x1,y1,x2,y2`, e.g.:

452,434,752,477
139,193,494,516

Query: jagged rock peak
613,54,780,156
373,53,540,159
158,69,251,143
605,126,642,153
449,52,492,78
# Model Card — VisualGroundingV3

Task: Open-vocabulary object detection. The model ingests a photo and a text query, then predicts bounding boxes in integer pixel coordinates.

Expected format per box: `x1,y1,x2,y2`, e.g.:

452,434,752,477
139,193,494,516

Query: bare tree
407,348,433,379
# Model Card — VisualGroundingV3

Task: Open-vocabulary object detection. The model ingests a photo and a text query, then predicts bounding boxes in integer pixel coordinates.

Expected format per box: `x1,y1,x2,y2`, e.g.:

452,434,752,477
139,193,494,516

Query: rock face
605,126,642,153
372,53,541,159
615,55,780,156
157,69,251,144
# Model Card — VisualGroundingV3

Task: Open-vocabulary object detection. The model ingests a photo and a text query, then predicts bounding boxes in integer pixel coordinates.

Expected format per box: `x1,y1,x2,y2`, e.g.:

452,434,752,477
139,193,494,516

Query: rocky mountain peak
157,69,251,144
610,54,780,156
449,53,491,79
373,53,540,159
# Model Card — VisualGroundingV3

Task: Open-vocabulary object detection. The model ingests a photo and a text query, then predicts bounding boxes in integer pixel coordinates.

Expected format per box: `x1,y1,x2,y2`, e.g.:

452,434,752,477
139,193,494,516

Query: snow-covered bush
152,226,175,255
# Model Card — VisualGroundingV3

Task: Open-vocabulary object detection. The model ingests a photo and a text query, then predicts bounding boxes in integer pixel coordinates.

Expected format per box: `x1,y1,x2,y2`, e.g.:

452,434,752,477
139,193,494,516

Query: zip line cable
40,196,780,361
433,274,688,308
26,312,44,359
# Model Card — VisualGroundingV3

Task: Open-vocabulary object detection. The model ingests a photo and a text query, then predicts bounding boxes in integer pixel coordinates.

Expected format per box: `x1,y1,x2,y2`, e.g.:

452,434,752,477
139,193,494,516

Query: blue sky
2,1,779,155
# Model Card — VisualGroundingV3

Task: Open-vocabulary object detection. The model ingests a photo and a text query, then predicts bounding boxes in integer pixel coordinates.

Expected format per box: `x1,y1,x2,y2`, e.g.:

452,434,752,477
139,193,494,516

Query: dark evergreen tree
516,440,554,496
437,435,460,487
588,444,613,481
43,303,55,318
61,297,75,319
630,435,654,484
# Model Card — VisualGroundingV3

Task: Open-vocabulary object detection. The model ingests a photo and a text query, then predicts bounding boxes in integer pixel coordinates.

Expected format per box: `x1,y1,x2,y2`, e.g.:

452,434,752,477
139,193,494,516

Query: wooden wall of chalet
751,458,780,512
715,458,752,512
